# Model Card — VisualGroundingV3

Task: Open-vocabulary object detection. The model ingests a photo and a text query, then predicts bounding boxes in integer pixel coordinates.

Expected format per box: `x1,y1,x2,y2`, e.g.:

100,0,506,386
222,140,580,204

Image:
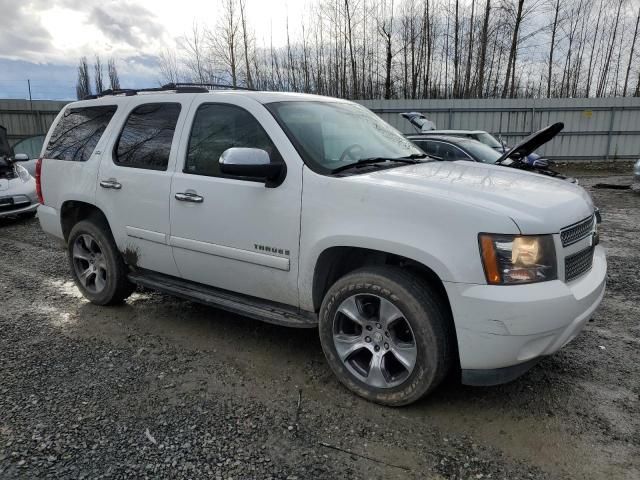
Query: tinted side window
45,106,117,161
186,104,280,178
415,140,438,157
439,143,469,161
114,103,181,171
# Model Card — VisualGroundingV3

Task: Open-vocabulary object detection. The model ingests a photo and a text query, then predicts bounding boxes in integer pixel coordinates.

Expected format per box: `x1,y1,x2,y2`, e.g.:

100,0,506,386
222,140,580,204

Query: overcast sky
0,0,309,100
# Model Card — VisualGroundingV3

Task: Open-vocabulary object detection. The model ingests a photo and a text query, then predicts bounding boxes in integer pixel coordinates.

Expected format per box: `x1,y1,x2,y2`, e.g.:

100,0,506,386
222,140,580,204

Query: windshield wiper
331,154,429,174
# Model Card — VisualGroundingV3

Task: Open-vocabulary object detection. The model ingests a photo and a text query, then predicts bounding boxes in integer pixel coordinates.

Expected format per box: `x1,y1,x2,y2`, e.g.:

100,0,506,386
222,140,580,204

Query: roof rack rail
164,82,256,91
82,82,255,100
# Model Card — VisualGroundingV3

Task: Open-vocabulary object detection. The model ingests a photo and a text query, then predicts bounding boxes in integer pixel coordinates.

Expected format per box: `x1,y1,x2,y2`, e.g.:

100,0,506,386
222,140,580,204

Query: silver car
633,159,640,193
0,126,38,219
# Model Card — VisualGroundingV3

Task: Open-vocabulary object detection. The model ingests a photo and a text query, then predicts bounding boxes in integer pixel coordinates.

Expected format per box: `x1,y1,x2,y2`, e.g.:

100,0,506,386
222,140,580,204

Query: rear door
95,96,193,277
169,96,302,307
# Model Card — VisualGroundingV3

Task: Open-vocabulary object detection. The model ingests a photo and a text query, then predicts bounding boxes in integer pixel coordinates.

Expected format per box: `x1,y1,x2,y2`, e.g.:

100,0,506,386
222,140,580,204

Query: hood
358,160,593,234
493,145,549,168
400,112,436,133
0,163,35,193
497,122,563,163
0,126,12,158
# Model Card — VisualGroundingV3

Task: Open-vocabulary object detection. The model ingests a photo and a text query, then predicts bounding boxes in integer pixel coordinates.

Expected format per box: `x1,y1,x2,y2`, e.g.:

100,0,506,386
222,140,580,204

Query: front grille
0,195,30,213
560,215,594,247
565,246,594,282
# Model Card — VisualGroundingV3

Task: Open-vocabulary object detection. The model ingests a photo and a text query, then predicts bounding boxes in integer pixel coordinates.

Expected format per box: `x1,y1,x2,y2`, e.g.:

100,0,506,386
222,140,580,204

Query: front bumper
0,199,38,218
445,245,606,381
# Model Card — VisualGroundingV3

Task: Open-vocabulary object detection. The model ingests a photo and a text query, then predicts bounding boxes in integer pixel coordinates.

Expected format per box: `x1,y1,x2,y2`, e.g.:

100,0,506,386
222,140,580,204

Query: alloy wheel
72,234,108,294
333,294,417,389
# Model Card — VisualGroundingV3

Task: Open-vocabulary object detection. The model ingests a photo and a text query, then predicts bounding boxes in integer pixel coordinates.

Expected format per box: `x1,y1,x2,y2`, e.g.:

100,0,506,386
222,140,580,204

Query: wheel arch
311,245,453,319
311,245,461,373
60,200,112,243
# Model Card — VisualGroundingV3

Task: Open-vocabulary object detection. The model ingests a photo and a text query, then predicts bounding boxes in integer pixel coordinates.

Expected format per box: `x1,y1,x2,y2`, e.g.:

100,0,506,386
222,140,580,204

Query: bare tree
184,23,210,83
76,56,91,100
475,0,491,97
547,0,561,97
210,0,241,86
596,0,625,97
623,5,640,96
160,0,638,100
94,55,104,94
378,0,395,99
453,0,460,96
239,0,254,88
345,0,358,97
584,0,602,97
107,57,120,90
502,0,524,98
463,0,475,97
158,49,182,85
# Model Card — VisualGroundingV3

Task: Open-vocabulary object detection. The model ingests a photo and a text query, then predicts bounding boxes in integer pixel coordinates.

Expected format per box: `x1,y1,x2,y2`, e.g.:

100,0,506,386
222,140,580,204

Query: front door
95,98,192,277
169,97,302,307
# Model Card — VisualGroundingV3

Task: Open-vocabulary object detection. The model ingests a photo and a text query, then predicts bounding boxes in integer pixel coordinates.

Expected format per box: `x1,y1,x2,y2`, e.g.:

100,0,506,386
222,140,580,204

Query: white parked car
633,159,640,192
36,86,606,405
0,126,39,219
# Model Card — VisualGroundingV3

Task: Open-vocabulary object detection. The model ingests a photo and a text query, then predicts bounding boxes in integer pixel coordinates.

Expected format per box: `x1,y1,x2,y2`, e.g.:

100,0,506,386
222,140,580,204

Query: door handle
99,179,122,190
175,192,204,203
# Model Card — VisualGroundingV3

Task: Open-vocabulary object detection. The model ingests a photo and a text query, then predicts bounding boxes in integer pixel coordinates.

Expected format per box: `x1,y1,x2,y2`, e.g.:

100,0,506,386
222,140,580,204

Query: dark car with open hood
400,111,567,173
407,122,577,184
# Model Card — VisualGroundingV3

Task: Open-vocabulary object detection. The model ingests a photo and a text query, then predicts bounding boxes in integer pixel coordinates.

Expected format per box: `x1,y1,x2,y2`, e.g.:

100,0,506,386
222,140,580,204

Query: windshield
473,132,502,149
268,101,424,173
458,139,503,164
13,135,45,159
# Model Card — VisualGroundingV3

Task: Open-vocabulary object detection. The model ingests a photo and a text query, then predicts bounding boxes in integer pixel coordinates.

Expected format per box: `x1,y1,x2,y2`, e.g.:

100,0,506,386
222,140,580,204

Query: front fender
298,166,521,311
298,235,455,312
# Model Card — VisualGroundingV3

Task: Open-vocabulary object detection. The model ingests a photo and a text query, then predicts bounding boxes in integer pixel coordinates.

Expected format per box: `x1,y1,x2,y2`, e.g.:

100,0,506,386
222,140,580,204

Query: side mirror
13,153,29,161
219,148,285,187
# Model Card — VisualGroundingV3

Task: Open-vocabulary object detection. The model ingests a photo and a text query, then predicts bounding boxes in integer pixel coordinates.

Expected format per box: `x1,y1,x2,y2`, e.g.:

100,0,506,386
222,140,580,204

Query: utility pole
27,79,43,134
27,79,33,111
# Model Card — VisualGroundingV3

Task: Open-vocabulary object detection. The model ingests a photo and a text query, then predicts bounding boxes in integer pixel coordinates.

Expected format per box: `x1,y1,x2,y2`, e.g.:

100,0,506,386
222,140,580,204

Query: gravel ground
0,173,638,479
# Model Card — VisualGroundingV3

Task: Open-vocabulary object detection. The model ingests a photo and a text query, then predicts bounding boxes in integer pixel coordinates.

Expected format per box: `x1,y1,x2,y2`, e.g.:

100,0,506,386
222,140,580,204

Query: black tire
319,266,453,406
67,219,135,305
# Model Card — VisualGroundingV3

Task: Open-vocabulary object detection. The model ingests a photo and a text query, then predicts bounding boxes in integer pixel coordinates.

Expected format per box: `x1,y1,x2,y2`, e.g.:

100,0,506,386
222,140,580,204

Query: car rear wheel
319,266,453,406
67,219,135,305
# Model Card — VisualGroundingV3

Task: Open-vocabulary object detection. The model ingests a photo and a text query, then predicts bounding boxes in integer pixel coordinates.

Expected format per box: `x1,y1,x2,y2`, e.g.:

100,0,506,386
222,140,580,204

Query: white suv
36,86,606,406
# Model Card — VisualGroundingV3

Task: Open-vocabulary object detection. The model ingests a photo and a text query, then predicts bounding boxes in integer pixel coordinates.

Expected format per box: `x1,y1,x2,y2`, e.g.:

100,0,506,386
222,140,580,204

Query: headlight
16,164,31,182
479,234,557,285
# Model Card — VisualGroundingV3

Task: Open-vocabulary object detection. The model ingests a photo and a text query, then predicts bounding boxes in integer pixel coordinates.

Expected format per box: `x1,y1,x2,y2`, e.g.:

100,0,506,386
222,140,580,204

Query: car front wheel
319,266,453,406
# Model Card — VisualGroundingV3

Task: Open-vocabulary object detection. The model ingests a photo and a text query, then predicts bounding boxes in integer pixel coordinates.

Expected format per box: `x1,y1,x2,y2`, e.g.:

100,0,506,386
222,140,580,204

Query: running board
128,270,318,329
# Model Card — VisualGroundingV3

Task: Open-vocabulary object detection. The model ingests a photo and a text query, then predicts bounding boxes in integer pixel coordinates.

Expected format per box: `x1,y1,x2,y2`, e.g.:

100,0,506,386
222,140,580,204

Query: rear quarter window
45,106,117,161
114,103,181,171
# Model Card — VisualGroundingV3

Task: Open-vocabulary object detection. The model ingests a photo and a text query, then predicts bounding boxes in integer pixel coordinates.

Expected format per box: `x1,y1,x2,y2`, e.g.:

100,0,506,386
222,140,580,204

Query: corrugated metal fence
0,99,69,147
358,97,640,161
1,97,639,161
